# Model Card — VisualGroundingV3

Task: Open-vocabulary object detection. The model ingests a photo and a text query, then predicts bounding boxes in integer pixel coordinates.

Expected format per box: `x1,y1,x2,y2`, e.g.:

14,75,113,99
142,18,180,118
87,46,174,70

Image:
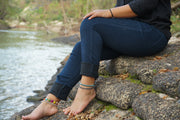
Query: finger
83,11,94,19
83,11,95,19
88,14,97,20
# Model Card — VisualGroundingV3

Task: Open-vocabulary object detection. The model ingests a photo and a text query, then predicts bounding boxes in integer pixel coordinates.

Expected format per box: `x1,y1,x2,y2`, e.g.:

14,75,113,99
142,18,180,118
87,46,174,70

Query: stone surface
153,71,180,97
51,34,80,46
132,93,180,120
10,101,71,120
95,110,139,120
0,20,10,29
96,77,143,110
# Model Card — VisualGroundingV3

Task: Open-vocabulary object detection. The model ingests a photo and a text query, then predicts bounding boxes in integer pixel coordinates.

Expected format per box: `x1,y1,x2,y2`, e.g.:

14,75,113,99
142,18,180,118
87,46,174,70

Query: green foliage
127,74,141,85
0,0,22,20
171,12,180,34
104,104,119,111
2,0,180,34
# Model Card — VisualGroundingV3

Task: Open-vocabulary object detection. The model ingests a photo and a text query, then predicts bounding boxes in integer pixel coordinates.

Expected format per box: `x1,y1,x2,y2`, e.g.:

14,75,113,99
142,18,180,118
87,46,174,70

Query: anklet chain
79,82,95,90
42,98,59,106
79,82,95,87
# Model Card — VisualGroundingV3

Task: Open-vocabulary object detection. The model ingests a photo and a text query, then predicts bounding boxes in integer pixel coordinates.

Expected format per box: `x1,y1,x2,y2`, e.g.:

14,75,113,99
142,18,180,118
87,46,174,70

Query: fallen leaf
163,95,168,99
120,73,129,80
159,69,169,73
163,54,168,57
155,56,163,60
139,91,148,95
132,112,136,116
173,67,179,71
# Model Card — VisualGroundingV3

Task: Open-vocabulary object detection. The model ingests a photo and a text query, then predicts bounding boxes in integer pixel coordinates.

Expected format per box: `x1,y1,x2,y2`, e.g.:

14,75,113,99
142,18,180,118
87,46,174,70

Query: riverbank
10,35,180,120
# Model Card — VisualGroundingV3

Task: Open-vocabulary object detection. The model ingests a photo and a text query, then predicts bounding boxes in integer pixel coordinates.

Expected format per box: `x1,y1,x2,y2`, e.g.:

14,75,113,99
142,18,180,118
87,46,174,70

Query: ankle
81,76,95,85
46,94,60,102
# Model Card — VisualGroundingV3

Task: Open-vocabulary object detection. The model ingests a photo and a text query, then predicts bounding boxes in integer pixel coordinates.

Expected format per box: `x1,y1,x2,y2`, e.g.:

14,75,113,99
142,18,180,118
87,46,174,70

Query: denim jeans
50,17,168,100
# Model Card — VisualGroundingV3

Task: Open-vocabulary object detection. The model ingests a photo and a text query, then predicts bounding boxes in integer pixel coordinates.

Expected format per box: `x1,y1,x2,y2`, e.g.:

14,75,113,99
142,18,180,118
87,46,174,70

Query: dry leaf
139,91,148,95
120,73,129,80
159,69,169,73
132,112,136,116
155,56,163,60
163,95,168,99
173,67,179,71
163,54,168,57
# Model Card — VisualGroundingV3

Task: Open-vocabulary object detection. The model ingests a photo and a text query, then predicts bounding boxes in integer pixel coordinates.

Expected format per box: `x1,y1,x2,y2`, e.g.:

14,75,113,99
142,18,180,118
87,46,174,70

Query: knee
80,17,97,31
80,18,89,31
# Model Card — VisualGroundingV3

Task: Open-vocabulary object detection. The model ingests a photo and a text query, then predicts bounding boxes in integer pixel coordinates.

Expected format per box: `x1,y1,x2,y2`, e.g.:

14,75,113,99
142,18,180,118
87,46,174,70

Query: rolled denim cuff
80,63,99,79
49,82,71,101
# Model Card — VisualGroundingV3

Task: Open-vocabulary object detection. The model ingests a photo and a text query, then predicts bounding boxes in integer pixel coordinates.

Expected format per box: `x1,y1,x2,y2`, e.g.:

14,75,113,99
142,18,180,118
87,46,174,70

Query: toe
63,107,71,115
21,115,29,120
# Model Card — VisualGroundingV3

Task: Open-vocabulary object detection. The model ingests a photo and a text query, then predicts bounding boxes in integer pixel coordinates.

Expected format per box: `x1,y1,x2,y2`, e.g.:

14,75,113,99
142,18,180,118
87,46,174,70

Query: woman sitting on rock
22,0,171,119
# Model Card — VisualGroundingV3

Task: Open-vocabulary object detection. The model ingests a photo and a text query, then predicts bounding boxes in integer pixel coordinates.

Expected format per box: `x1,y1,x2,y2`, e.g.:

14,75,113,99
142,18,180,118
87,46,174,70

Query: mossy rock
0,20,10,29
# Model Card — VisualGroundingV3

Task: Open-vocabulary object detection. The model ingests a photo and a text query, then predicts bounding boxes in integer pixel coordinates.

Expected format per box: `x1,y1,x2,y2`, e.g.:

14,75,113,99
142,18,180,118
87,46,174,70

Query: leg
67,17,168,115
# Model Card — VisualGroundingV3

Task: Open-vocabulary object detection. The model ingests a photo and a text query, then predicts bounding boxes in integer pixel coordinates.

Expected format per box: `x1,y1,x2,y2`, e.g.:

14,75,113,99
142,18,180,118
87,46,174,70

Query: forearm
110,4,137,18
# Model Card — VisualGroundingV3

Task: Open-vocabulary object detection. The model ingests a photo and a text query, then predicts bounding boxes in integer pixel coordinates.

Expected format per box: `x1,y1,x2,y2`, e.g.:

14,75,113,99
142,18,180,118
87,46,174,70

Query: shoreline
10,36,180,120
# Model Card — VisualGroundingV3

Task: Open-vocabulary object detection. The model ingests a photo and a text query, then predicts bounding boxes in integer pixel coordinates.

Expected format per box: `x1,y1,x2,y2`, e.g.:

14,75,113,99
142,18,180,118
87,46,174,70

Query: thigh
91,18,168,56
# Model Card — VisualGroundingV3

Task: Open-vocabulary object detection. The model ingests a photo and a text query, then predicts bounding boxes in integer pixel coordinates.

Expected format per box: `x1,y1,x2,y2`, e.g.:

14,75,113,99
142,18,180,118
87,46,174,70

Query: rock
19,22,26,26
158,93,176,101
96,77,143,109
68,82,79,100
153,71,180,97
10,105,37,120
95,109,139,120
6,20,19,28
26,96,44,102
132,93,180,120
0,20,10,29
10,101,71,120
51,34,80,46
174,32,180,38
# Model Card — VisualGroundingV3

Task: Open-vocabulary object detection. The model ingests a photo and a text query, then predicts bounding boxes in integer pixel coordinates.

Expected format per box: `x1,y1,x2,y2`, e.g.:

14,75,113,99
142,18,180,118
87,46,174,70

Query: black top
116,0,172,40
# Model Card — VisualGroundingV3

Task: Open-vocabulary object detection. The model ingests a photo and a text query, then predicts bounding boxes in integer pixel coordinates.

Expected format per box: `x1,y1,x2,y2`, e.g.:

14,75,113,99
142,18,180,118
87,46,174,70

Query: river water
0,29,73,119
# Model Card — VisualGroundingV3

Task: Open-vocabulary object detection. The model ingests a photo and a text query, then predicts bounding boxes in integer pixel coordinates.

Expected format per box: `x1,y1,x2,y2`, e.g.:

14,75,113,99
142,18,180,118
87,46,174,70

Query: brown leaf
120,73,129,80
173,67,179,71
132,112,136,116
163,54,168,57
155,56,163,60
139,91,148,95
163,95,168,99
159,69,169,73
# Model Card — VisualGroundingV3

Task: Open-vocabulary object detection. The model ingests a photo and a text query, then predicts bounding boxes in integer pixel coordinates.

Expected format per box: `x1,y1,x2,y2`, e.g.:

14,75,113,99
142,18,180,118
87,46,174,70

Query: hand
83,9,112,20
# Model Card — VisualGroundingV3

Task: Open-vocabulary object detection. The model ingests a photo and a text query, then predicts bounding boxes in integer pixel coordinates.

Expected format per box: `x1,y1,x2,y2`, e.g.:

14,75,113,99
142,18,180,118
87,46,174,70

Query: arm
83,0,159,20
83,4,137,20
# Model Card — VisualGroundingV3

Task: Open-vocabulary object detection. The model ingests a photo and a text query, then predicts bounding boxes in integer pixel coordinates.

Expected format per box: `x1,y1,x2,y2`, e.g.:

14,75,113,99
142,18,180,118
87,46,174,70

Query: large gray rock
10,101,71,120
132,93,180,120
153,71,180,97
51,34,80,46
95,110,139,120
96,77,143,110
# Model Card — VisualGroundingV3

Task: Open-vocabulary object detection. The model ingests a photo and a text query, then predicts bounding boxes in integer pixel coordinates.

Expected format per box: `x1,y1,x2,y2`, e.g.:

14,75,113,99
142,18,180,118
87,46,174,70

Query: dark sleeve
129,0,159,16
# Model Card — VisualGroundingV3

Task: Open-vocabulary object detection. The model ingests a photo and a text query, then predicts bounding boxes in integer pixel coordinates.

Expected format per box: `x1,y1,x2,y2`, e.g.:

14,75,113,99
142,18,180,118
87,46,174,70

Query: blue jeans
50,18,168,100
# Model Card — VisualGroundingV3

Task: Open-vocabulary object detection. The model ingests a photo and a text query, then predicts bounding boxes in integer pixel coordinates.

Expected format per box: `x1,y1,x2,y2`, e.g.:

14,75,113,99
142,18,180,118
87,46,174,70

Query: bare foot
63,87,96,115
21,101,58,120
63,107,71,115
